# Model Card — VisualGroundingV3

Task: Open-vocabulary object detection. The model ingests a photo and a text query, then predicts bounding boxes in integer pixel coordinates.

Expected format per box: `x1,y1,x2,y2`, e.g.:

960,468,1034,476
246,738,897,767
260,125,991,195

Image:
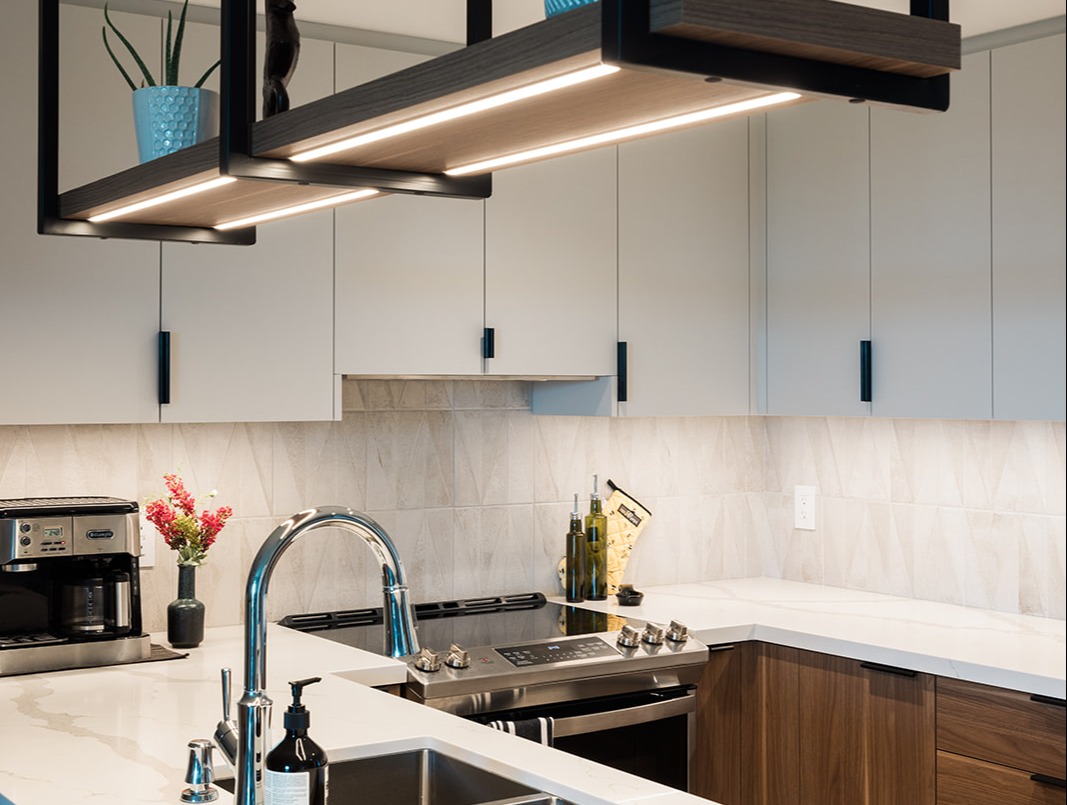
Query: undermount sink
217,747,572,805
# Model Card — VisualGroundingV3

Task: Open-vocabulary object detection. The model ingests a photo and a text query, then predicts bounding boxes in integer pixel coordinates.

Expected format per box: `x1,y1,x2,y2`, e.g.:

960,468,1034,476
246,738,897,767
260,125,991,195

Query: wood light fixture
37,0,960,245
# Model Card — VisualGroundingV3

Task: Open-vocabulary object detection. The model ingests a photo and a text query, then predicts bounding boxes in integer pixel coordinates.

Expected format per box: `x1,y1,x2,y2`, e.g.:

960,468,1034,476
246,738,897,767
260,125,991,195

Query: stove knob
666,620,690,643
445,644,471,669
641,623,666,646
617,624,642,648
413,648,442,672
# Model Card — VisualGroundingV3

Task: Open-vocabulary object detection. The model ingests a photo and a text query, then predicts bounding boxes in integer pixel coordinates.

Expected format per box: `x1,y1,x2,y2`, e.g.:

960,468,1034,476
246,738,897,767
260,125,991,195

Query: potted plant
102,0,221,163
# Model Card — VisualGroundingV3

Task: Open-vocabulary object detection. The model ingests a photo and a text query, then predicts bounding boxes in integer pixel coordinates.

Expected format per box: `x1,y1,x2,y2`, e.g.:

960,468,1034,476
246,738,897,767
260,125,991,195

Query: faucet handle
213,668,238,768
220,667,231,721
181,739,219,803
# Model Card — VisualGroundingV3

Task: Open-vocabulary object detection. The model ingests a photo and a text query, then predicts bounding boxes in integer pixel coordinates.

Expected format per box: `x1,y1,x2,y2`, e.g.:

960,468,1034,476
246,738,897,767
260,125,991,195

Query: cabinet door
617,120,751,416
765,102,871,417
695,644,746,805
333,44,485,376
990,34,1066,421
870,53,992,419
0,1,160,426
159,34,336,423
485,148,617,377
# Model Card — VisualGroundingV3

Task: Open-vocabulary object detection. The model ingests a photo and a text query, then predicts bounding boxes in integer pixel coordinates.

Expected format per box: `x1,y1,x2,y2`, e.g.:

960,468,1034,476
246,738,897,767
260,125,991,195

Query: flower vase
168,565,205,649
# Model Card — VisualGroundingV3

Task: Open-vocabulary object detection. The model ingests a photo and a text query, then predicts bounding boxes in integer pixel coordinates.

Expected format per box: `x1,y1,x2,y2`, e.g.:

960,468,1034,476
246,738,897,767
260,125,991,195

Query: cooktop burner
279,592,637,656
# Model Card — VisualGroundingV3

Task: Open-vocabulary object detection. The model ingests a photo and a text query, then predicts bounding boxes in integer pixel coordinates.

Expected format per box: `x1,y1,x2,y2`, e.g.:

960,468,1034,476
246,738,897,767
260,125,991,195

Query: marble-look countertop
0,622,711,805
2,577,1065,804
557,578,1066,699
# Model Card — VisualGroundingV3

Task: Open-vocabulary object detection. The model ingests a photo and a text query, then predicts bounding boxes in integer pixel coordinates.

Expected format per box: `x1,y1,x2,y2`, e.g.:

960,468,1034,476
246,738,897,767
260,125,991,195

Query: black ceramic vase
168,564,205,649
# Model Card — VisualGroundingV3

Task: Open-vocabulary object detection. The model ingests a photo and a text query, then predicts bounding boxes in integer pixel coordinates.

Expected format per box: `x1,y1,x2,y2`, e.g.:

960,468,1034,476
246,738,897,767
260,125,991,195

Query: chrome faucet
217,506,420,805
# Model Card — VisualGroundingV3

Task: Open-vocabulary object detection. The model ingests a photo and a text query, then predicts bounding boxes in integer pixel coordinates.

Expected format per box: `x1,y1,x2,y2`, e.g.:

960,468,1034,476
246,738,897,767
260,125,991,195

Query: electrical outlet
139,515,156,568
794,485,816,530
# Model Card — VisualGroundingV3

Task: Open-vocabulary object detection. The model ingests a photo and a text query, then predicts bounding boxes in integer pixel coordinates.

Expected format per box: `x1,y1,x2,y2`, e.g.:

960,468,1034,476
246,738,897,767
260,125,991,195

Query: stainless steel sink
216,747,572,804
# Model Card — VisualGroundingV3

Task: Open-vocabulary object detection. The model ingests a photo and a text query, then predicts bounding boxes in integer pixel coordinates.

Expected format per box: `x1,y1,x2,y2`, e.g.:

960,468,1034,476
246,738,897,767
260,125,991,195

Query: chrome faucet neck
234,506,419,805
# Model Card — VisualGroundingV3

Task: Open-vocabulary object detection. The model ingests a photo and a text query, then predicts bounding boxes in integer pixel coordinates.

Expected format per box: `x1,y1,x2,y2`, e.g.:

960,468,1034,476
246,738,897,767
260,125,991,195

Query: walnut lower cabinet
936,677,1066,805
696,642,937,805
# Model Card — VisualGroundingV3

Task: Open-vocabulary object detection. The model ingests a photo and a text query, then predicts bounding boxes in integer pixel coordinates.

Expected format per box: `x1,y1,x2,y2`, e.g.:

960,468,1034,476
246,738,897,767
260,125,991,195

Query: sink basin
217,747,572,804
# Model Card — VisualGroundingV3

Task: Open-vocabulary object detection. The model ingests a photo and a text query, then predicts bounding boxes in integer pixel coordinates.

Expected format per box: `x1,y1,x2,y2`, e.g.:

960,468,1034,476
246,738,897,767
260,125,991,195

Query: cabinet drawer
937,751,1066,805
937,677,1066,778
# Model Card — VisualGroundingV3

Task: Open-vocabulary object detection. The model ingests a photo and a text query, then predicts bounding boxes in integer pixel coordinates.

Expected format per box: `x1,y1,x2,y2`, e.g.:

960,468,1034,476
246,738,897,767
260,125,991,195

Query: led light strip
290,64,621,163
87,177,237,223
446,91,803,176
214,188,380,230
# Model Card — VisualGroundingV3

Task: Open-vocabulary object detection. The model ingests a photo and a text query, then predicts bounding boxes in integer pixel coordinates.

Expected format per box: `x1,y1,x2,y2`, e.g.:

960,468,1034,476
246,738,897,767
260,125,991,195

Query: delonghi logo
86,530,114,540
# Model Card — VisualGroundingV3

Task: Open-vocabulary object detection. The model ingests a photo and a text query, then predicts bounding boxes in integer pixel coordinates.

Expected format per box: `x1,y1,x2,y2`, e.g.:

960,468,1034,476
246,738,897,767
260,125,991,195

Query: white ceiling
176,0,1064,45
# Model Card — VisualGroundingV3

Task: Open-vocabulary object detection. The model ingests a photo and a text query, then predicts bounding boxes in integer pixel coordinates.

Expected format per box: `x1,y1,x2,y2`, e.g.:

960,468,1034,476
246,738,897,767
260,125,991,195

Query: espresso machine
0,497,151,676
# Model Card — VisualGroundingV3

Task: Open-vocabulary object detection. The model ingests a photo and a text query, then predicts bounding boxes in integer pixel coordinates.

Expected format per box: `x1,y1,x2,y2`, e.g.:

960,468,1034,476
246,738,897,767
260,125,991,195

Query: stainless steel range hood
38,0,960,244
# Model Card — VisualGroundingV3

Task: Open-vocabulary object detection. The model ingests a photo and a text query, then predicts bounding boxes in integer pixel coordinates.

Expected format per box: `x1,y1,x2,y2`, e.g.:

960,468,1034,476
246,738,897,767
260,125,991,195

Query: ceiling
173,0,1064,45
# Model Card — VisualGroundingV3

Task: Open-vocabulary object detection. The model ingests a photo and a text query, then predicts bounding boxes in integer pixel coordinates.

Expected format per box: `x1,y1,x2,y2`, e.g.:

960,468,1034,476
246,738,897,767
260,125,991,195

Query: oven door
466,685,696,792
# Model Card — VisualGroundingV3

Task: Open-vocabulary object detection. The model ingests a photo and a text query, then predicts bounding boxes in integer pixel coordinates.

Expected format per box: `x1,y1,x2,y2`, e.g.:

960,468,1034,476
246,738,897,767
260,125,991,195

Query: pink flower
145,473,233,567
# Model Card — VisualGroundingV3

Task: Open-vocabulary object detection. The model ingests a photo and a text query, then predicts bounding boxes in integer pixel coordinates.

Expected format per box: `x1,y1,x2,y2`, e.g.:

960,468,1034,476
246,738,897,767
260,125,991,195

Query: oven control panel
496,636,620,667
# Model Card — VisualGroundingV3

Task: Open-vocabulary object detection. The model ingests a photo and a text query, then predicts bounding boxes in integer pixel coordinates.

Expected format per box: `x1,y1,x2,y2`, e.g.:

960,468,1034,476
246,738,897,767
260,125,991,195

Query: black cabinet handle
860,340,872,402
1030,694,1067,707
1030,774,1067,789
482,327,495,360
617,341,628,403
860,661,917,678
158,331,171,405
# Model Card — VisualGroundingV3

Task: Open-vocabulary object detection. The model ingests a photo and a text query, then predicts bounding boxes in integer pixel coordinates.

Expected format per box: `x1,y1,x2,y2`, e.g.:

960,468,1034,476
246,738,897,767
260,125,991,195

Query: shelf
53,0,959,235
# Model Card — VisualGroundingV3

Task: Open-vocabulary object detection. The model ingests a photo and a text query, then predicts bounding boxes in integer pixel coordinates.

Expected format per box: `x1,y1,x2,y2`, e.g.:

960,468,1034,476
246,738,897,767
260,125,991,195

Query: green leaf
102,28,137,91
193,59,221,89
170,0,190,87
104,3,156,87
165,10,174,86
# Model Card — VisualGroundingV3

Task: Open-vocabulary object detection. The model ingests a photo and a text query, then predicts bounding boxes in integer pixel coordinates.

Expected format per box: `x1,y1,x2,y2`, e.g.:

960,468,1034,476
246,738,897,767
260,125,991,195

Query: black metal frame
600,0,951,112
39,0,952,245
37,0,493,245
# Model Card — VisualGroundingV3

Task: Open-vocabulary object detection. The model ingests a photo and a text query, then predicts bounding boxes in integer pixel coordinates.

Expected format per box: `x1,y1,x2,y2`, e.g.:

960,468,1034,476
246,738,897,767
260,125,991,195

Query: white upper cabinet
990,34,1066,421
485,148,618,377
333,43,485,377
159,30,337,423
870,52,993,420
0,3,160,426
765,100,872,417
616,120,752,416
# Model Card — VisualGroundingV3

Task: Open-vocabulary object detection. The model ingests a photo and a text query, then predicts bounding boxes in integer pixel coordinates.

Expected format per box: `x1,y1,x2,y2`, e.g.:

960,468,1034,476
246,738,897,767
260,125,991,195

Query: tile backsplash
1,380,1063,632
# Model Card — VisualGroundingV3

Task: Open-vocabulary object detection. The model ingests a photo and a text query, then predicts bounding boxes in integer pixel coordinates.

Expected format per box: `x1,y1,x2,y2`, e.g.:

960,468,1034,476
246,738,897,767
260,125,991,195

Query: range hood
38,0,960,245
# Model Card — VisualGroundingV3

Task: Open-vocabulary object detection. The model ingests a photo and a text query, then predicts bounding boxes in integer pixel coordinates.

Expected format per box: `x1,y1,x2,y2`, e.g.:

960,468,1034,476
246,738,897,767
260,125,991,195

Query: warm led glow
214,188,380,230
87,177,237,222
446,92,803,176
290,64,621,163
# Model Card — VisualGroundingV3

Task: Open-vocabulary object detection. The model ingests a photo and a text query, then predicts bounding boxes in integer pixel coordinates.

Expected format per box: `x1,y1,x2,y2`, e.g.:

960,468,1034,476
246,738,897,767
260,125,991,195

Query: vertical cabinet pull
158,331,171,405
860,339,872,402
617,341,628,403
482,327,495,360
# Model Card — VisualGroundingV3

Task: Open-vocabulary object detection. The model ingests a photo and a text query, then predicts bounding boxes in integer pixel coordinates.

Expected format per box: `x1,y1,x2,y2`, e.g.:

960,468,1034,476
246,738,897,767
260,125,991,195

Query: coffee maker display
0,497,151,676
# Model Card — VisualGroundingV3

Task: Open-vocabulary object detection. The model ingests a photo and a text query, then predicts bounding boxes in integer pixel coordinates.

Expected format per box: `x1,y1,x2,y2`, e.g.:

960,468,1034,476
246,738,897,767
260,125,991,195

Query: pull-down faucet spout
227,506,420,805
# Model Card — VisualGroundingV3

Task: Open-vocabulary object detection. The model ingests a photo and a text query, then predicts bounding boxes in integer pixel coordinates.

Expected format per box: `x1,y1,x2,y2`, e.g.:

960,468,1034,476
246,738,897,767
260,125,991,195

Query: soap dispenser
265,677,328,805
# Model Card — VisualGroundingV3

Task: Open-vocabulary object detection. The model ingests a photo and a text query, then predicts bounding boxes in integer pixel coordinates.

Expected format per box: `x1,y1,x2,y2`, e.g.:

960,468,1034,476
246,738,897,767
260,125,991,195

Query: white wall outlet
794,485,817,530
139,515,156,568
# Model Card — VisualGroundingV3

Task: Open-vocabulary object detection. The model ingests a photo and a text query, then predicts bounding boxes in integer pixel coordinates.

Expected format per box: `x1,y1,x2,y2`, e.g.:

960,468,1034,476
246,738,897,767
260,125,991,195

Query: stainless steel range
282,593,708,792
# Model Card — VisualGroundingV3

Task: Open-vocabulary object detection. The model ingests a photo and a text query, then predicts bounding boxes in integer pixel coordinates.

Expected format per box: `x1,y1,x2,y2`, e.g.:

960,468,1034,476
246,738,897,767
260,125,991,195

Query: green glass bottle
565,493,587,602
585,474,608,601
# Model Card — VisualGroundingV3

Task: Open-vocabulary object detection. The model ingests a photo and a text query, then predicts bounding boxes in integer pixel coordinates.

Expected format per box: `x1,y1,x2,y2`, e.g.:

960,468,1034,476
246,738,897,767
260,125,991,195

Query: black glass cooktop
279,593,637,655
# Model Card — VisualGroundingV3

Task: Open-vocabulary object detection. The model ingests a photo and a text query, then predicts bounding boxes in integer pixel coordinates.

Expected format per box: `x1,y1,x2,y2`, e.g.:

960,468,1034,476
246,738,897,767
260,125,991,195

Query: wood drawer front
937,751,1067,805
936,677,1066,778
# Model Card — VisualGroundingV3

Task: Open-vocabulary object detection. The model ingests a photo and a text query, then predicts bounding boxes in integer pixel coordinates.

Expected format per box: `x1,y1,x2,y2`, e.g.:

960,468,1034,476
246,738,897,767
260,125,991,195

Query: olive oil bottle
585,475,608,600
565,494,587,602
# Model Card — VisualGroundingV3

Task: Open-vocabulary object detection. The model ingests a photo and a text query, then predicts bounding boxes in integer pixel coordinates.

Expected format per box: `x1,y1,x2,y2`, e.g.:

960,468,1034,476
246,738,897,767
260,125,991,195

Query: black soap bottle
565,493,587,603
265,677,329,805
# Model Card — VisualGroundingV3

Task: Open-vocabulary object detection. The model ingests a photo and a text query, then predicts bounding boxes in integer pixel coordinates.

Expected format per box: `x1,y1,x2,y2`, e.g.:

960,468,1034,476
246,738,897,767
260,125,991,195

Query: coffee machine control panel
1,498,139,566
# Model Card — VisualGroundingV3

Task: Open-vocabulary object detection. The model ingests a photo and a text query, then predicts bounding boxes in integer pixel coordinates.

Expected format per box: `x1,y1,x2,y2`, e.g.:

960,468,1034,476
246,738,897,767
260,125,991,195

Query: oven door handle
551,693,696,738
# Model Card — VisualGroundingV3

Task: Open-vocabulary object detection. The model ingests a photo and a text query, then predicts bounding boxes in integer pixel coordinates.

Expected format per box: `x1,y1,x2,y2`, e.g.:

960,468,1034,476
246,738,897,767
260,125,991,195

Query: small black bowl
615,585,644,606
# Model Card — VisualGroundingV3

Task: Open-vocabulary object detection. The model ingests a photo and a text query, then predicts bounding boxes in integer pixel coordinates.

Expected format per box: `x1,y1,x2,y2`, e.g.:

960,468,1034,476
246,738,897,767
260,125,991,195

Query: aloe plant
102,0,220,90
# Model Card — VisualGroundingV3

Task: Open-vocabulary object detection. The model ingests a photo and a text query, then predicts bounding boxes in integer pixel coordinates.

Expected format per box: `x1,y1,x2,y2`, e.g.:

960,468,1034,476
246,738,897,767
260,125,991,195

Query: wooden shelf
56,0,959,230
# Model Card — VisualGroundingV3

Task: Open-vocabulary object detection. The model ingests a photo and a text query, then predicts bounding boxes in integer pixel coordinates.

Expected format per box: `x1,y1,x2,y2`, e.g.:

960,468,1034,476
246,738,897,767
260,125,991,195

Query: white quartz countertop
0,622,710,805
556,577,1066,699
2,577,1065,804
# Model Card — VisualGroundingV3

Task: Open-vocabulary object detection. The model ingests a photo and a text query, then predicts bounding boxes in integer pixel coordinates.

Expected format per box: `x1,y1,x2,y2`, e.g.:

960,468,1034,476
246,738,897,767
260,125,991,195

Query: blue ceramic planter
132,86,218,163
544,0,598,18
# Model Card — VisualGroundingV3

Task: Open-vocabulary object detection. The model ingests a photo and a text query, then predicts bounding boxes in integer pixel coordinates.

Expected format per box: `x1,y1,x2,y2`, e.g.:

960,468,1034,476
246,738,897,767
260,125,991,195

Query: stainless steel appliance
281,593,708,791
0,497,150,676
